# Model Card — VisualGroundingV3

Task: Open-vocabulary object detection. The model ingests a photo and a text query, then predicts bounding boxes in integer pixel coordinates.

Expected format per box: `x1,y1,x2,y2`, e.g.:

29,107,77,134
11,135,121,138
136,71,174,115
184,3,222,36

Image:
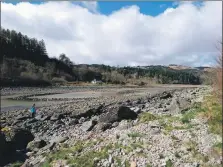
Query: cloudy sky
1,1,222,67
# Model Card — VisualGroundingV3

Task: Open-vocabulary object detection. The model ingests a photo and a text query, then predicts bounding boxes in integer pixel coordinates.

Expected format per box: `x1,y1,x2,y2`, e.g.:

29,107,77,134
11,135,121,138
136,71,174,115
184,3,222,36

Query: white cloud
1,1,222,66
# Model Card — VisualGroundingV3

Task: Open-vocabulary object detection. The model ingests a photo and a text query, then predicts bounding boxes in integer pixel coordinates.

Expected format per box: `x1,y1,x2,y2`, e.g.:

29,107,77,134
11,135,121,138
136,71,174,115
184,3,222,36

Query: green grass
181,111,197,123
184,140,209,163
42,140,112,167
127,132,144,138
212,142,222,155
139,112,157,123
9,162,23,167
199,95,222,135
165,159,173,167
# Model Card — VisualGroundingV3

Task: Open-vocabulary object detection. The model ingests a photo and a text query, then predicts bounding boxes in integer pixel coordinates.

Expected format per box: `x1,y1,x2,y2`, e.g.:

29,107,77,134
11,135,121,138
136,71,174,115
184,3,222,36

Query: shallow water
1,98,43,112
32,91,104,99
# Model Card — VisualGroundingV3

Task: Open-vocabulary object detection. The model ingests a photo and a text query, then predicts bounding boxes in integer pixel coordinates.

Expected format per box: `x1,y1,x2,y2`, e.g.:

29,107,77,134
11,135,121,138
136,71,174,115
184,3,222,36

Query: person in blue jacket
30,103,36,118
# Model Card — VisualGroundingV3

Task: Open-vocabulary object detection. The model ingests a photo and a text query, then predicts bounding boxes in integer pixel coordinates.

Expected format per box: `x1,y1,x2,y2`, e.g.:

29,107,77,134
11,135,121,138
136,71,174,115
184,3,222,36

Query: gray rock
27,140,47,151
178,97,191,112
99,105,138,123
68,119,78,125
50,136,68,144
94,123,112,132
50,113,64,121
112,122,119,128
42,142,56,151
79,117,86,124
81,120,97,132
109,154,114,164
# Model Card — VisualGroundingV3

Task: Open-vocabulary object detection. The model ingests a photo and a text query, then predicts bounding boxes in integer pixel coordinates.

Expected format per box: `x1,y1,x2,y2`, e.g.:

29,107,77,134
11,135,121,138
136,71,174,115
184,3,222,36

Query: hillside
0,27,210,86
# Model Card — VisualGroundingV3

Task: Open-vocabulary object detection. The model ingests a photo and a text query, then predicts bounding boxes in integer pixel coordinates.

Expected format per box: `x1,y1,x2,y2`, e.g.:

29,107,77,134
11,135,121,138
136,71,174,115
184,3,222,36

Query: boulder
177,97,191,112
27,140,47,151
99,105,138,123
50,136,68,144
50,114,64,121
81,120,97,132
94,123,112,132
16,115,30,121
35,115,50,121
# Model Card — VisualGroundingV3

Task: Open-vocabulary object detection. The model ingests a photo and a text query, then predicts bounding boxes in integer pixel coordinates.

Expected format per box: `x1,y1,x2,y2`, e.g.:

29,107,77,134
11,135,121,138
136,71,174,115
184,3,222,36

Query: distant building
91,79,102,84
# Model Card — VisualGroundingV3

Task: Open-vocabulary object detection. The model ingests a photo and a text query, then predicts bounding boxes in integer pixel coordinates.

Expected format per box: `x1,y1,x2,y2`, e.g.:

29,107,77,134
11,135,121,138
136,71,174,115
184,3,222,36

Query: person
30,103,36,118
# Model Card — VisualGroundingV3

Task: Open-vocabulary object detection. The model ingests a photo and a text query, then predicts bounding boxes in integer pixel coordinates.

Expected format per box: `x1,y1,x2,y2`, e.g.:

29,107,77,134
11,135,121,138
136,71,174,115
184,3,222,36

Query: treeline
0,27,75,86
0,27,207,86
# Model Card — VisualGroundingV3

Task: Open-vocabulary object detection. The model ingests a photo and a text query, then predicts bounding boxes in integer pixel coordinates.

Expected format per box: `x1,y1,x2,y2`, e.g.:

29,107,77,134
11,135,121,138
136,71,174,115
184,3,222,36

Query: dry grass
212,43,222,103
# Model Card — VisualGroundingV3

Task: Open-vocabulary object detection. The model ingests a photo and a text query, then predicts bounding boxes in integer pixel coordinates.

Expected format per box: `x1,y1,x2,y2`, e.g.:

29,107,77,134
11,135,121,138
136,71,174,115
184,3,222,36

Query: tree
59,53,73,67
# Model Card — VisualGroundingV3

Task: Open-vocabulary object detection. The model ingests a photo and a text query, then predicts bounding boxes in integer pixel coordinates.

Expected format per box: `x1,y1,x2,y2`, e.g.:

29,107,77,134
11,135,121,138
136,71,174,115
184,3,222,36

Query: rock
109,154,114,164
118,120,133,130
81,120,97,132
50,136,68,144
112,122,119,128
91,115,99,121
26,151,34,157
99,105,138,123
50,113,64,121
51,160,67,167
178,98,191,112
35,115,51,121
93,157,100,164
167,98,180,114
131,161,137,167
94,123,112,132
27,118,38,124
42,142,56,151
160,92,173,99
16,115,30,121
79,117,86,124
68,119,78,125
27,140,47,151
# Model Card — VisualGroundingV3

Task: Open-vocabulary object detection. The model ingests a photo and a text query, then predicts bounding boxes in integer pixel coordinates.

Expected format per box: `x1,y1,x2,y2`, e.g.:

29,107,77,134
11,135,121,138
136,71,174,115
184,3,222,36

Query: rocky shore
1,86,222,167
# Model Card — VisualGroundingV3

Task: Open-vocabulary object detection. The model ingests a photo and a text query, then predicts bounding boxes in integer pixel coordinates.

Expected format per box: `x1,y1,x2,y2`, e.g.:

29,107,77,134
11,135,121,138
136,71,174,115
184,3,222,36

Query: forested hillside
0,27,209,86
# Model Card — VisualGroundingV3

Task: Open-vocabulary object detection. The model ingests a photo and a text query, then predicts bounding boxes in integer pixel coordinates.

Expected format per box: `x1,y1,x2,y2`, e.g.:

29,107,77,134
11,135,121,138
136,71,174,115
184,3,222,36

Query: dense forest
0,27,208,86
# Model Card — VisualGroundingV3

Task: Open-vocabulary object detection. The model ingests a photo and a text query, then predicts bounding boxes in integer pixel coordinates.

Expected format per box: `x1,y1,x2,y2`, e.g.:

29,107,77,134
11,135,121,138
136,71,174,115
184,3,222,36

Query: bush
52,77,67,84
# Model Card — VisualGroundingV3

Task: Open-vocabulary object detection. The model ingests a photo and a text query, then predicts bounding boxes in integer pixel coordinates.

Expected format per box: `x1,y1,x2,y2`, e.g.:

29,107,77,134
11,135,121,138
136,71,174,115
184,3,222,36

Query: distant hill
0,27,211,86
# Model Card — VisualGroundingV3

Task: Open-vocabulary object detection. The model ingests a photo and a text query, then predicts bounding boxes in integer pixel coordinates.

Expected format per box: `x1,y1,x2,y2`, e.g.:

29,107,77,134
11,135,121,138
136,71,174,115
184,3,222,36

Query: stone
109,154,114,164
94,123,112,132
27,139,47,151
81,120,97,132
78,117,86,124
50,114,64,121
16,115,30,121
112,122,119,128
68,119,78,125
50,136,68,144
99,105,138,123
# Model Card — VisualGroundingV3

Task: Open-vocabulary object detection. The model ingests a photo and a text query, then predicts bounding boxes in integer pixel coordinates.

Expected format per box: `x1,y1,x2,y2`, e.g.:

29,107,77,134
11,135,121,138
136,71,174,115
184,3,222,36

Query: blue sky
4,1,180,16
98,1,177,16
3,1,204,16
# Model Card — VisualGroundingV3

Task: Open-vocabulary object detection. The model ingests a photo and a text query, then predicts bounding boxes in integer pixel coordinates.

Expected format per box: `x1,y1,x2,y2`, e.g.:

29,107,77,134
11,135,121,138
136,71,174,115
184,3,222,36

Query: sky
1,1,222,67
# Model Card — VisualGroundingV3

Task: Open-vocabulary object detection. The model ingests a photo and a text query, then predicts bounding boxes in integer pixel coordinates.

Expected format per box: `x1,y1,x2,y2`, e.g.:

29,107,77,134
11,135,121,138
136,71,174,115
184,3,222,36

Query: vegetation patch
127,132,144,138
139,112,157,123
198,95,222,135
42,140,113,167
212,142,222,155
9,162,23,167
165,159,173,167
